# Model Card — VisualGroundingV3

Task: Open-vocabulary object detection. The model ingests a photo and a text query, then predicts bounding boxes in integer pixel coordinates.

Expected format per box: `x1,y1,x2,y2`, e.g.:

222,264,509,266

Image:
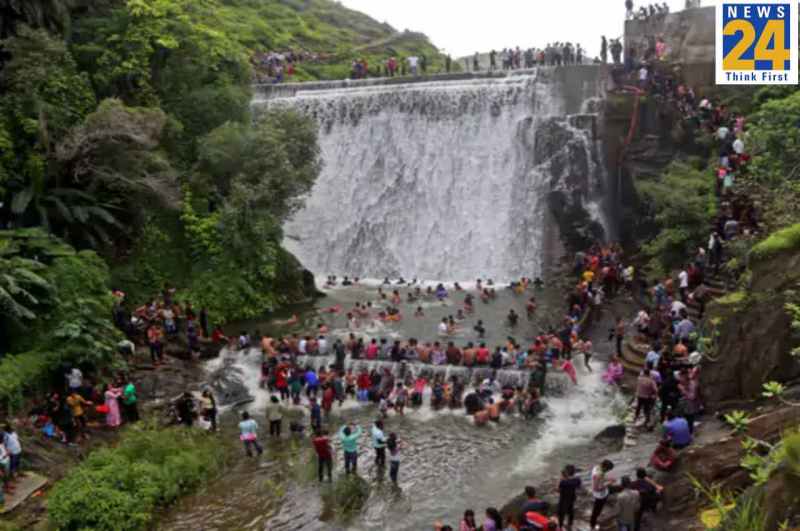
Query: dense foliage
749,223,800,263
48,424,225,531
0,229,119,410
1,0,440,324
637,161,717,274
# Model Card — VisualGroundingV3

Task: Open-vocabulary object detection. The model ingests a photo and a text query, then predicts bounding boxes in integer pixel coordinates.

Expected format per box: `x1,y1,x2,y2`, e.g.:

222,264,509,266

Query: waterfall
254,67,609,282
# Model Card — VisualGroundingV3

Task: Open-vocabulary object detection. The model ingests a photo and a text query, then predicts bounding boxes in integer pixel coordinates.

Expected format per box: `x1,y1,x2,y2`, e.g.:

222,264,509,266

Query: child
378,394,390,419
345,369,356,397
393,384,407,416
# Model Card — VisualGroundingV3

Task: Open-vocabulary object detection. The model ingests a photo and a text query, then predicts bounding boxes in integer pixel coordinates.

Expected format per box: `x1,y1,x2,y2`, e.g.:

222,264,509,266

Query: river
158,281,624,530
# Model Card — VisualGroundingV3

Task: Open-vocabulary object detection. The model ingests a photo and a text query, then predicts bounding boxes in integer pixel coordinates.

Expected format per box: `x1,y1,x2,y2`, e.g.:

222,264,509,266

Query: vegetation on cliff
1,0,442,328
0,229,120,411
631,68,800,531
0,0,444,414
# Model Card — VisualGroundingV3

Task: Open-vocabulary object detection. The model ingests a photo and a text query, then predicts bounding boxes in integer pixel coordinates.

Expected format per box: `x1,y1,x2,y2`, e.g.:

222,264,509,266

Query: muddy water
159,282,623,530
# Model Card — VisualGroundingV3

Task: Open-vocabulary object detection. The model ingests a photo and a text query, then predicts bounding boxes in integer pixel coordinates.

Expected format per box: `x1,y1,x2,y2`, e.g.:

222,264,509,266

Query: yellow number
755,19,790,70
723,19,756,70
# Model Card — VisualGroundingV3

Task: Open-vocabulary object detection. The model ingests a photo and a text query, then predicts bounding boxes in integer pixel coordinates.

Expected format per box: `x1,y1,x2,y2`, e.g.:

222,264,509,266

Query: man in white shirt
638,66,648,88
590,459,615,530
317,335,328,355
678,267,689,302
162,307,177,334
66,368,83,393
733,136,744,154
407,56,419,76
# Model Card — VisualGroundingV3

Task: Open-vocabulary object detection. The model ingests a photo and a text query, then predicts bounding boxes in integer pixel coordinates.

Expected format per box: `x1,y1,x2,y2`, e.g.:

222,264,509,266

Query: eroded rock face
701,250,800,408
652,406,800,531
625,6,715,65
534,115,608,252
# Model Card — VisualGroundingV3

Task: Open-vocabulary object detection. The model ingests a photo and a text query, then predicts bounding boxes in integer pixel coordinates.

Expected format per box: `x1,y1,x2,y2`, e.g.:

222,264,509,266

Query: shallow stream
159,282,623,530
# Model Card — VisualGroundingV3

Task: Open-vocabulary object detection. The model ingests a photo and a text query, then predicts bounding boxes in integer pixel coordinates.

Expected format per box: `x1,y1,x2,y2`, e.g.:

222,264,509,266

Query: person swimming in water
474,320,486,338
464,293,474,313
456,309,466,321
526,297,537,318
435,283,448,300
507,309,519,327
414,306,425,318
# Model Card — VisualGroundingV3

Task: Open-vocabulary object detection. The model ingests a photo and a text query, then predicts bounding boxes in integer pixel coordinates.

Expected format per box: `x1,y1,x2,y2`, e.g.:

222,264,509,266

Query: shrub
749,223,800,263
637,162,718,272
48,424,225,531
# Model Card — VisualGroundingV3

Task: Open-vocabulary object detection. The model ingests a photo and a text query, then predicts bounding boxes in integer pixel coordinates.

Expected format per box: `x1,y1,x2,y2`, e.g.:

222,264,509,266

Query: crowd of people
0,365,140,509
24,368,140,448
224,241,693,530
229,273,598,431
252,50,311,84
625,1,671,21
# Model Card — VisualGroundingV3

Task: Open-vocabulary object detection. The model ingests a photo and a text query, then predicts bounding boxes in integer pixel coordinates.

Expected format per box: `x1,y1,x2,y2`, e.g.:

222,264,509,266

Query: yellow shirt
67,395,87,417
582,270,595,283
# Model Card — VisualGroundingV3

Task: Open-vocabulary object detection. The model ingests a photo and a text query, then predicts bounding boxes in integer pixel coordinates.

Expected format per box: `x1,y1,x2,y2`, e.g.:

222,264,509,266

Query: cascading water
254,68,610,281
160,70,621,531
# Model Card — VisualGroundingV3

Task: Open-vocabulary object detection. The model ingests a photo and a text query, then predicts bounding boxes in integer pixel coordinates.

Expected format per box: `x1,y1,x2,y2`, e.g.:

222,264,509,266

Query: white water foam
257,70,608,282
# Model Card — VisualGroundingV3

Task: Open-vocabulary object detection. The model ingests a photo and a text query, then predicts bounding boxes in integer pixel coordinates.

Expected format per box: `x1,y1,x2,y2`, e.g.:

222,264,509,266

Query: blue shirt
675,319,695,340
645,350,660,367
239,419,258,437
305,371,319,387
3,432,21,455
664,417,692,446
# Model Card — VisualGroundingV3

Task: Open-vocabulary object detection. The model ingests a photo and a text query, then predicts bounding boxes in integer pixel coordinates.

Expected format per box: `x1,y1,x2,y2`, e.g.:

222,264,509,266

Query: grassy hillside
208,0,446,79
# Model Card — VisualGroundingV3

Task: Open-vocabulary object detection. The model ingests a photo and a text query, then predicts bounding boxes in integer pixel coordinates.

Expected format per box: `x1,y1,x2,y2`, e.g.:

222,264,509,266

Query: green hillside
213,0,446,79
61,0,445,81
0,0,446,335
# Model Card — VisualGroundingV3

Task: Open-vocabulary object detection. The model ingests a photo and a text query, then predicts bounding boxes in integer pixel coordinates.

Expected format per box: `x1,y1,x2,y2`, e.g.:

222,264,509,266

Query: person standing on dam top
407,56,419,76
489,50,497,71
601,36,608,64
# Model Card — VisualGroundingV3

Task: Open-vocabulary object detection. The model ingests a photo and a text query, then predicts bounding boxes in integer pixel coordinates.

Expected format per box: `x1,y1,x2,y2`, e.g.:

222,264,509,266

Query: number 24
723,19,789,70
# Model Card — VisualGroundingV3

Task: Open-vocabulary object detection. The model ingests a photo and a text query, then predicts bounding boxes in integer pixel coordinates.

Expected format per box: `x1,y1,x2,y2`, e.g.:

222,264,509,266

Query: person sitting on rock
650,439,678,471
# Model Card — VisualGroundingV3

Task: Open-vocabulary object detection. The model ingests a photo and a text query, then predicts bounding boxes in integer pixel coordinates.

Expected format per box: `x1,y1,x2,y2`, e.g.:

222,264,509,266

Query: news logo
716,0,798,85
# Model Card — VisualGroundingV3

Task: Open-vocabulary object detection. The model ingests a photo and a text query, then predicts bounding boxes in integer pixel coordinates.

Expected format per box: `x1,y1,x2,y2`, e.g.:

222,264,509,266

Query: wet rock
702,249,800,407
594,424,626,441
207,359,253,407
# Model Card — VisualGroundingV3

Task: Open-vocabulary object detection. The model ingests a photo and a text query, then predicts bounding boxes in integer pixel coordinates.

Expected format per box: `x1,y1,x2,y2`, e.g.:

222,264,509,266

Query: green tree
196,109,321,222
70,0,251,158
0,255,53,323
638,162,718,273
178,109,321,321
748,91,800,183
0,0,74,38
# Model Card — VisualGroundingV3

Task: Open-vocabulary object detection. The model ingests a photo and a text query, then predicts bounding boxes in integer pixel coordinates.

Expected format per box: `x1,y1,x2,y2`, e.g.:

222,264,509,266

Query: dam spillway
254,66,611,282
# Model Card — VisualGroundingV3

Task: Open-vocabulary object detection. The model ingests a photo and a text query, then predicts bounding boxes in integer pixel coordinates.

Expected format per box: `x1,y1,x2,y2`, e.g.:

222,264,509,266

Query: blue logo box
722,3,791,71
